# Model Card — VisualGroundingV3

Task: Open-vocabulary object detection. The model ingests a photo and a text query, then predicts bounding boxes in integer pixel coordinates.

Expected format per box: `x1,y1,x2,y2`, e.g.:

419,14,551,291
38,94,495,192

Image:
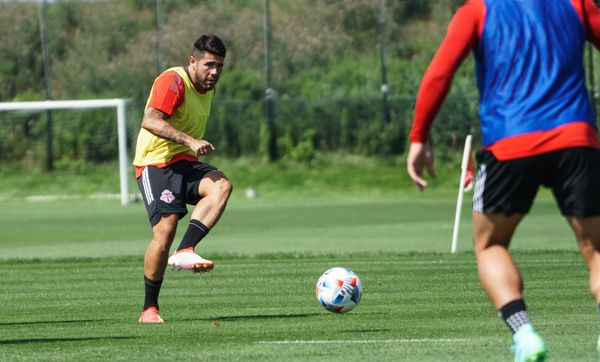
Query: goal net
0,99,132,205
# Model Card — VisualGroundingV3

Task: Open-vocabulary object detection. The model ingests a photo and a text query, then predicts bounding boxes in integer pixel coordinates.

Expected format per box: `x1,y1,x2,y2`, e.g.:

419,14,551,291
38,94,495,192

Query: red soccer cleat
138,306,164,324
167,248,214,274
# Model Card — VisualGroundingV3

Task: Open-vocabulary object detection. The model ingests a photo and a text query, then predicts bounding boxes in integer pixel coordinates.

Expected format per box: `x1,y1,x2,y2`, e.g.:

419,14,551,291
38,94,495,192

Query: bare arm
141,107,215,156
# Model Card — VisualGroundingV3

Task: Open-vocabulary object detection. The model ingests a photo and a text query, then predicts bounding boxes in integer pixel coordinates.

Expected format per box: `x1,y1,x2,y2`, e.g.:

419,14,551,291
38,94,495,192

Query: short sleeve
147,70,185,116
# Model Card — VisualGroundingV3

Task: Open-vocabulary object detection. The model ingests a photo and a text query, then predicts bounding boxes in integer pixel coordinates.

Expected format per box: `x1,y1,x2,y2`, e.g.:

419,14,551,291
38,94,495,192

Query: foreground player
133,35,232,323
406,0,600,360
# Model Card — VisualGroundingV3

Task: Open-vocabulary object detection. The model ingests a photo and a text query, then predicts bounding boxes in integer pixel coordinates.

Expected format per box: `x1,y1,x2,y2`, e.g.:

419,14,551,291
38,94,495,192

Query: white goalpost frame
450,134,472,254
0,99,131,205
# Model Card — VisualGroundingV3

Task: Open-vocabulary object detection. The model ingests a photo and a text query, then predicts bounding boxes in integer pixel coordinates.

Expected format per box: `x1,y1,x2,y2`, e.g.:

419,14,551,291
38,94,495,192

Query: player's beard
203,77,218,91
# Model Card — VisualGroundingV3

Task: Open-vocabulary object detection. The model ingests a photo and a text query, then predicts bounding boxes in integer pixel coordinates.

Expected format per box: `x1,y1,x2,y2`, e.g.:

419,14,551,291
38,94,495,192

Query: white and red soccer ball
316,267,362,313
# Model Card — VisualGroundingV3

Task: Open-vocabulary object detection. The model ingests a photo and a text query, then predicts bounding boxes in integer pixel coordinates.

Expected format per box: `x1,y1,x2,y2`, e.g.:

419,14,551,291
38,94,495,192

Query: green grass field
0,252,595,361
0,158,596,361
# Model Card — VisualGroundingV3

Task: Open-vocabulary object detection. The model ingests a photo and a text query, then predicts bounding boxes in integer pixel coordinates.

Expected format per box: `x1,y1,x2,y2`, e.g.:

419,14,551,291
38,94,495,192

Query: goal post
0,99,132,205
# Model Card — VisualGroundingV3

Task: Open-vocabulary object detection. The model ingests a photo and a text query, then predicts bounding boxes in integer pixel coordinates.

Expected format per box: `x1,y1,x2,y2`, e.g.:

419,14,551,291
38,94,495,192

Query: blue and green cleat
511,324,547,362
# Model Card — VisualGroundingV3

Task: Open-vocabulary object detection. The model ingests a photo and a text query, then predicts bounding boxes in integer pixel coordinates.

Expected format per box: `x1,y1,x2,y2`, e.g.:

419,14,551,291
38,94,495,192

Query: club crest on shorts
160,189,175,203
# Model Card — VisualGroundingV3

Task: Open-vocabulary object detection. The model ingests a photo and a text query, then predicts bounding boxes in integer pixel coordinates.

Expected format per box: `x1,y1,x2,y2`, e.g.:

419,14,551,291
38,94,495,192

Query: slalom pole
451,135,472,254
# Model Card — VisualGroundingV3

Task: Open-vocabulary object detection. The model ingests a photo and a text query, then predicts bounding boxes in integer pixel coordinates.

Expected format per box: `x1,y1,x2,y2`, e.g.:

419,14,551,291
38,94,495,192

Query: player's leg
549,147,600,356
568,217,600,357
473,212,547,361
472,212,524,309
145,214,178,281
473,151,540,311
189,170,233,228
137,165,189,322
169,166,232,273
553,149,600,301
139,214,178,323
568,217,600,301
472,150,547,361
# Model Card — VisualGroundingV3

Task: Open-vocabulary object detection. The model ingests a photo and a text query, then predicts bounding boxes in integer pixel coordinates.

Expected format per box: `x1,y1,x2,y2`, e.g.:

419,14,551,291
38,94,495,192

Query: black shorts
473,147,600,217
137,160,218,226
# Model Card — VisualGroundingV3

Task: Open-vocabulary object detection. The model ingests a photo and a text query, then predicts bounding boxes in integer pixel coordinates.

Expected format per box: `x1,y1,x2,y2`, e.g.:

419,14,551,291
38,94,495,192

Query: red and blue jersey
410,0,600,160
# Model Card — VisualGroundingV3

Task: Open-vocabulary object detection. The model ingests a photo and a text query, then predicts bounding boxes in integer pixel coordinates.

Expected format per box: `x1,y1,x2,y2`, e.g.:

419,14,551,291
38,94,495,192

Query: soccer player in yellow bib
133,35,232,323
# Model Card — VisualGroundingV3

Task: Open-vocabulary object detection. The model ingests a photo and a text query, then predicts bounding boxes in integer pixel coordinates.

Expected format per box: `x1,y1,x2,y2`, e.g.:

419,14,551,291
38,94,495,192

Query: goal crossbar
0,99,132,205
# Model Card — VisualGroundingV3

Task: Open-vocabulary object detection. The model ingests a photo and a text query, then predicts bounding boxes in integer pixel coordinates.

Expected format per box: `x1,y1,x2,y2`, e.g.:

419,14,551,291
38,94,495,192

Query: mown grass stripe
257,338,467,344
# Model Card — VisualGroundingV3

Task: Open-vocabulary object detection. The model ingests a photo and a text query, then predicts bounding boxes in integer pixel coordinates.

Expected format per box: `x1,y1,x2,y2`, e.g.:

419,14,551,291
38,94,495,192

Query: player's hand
406,142,436,191
191,139,215,157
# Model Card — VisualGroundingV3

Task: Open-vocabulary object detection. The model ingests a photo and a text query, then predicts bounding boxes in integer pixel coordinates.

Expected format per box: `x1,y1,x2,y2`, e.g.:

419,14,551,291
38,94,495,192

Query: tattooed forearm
141,107,190,146
155,123,189,145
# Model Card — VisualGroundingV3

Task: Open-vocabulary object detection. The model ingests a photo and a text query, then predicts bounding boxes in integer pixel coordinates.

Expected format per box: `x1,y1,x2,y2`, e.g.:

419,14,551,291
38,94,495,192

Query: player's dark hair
193,34,226,58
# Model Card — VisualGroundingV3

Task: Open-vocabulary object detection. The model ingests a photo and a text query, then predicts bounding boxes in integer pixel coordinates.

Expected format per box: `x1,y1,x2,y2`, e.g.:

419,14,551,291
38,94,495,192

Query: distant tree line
0,0,482,169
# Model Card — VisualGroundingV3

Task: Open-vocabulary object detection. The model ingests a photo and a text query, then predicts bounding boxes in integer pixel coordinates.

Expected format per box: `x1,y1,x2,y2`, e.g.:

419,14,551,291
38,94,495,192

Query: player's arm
141,71,215,156
406,0,482,190
141,107,214,156
409,1,481,143
573,0,600,49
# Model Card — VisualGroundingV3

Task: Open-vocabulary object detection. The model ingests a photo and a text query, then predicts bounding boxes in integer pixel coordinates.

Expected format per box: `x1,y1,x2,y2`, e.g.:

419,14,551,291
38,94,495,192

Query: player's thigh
549,147,600,218
473,150,543,216
197,170,231,197
151,213,179,243
137,165,188,226
472,211,525,250
567,216,600,248
184,162,227,203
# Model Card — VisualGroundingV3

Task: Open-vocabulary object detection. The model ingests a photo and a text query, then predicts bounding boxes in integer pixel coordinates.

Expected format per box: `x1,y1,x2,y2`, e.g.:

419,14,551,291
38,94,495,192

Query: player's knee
152,215,177,244
215,178,233,200
152,239,172,254
473,235,512,253
473,237,494,253
150,231,174,254
202,171,233,201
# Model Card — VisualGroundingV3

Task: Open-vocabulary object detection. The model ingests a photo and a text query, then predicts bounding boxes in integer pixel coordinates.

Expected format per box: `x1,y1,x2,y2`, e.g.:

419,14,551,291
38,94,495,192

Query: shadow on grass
340,328,392,333
184,312,321,322
0,336,137,345
0,319,106,326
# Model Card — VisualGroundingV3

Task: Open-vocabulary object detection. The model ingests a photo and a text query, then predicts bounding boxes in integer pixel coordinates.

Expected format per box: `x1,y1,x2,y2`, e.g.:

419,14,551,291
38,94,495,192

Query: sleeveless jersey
476,0,595,146
133,67,214,166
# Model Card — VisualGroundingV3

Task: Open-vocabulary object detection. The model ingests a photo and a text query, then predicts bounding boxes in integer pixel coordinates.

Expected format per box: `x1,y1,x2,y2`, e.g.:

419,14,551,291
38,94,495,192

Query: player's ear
188,55,196,66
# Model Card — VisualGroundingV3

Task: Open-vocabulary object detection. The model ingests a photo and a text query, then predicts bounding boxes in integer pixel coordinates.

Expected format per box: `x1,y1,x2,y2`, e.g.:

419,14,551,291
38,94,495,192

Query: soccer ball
316,267,362,313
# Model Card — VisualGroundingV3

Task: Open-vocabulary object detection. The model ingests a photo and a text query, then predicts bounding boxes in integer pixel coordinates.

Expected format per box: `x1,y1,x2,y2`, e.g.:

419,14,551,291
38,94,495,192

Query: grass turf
0,156,593,360
0,188,576,260
0,252,595,361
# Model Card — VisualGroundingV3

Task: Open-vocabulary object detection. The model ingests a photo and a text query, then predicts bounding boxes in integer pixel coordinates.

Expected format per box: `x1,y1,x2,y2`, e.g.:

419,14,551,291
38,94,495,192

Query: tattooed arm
141,107,215,156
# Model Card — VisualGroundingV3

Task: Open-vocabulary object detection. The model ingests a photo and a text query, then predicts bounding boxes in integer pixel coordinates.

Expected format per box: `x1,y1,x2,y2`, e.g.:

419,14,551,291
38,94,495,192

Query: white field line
24,193,142,202
342,260,582,266
257,338,466,345
227,259,582,268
